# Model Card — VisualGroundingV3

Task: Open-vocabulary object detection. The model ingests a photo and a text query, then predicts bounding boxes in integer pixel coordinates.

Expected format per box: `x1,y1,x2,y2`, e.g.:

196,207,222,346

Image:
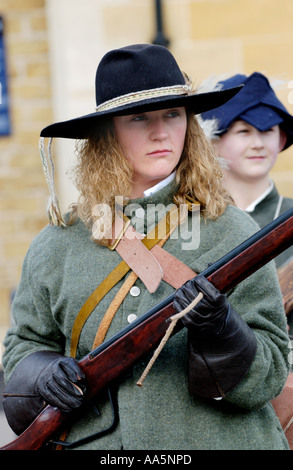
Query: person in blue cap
200,72,293,270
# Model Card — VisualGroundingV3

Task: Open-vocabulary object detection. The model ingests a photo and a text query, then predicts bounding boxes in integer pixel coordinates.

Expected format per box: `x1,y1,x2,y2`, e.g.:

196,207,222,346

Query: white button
135,207,145,219
127,314,137,323
130,286,140,297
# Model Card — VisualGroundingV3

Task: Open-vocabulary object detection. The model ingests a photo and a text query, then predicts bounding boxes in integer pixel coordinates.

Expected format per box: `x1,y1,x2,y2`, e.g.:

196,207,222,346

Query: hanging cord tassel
136,291,204,387
39,137,66,227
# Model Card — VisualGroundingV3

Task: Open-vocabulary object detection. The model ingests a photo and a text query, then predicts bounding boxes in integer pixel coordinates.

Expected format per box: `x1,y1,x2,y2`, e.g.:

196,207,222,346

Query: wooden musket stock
2,207,293,450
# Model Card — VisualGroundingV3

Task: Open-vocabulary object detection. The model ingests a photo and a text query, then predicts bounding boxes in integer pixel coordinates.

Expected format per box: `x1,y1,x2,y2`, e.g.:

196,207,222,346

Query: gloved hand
174,275,229,337
173,276,257,398
3,351,86,435
36,355,86,412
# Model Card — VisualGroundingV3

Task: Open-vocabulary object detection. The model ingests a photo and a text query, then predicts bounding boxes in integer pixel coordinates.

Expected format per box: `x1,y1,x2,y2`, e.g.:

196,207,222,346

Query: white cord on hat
96,84,191,112
39,137,66,227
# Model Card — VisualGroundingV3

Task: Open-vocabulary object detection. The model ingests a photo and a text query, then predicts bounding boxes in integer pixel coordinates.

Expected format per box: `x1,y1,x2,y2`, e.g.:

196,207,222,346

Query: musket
2,207,293,450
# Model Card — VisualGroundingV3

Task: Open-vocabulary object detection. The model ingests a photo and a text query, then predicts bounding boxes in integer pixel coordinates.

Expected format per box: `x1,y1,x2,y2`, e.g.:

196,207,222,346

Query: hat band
95,84,191,112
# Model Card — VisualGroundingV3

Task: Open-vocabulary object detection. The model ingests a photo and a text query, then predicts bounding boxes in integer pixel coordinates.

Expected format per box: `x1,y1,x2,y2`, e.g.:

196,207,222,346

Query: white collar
143,171,176,197
245,180,274,212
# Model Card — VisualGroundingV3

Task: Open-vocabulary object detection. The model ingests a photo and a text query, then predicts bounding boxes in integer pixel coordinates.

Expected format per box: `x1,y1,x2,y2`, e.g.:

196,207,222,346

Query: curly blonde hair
174,112,233,217
69,111,232,244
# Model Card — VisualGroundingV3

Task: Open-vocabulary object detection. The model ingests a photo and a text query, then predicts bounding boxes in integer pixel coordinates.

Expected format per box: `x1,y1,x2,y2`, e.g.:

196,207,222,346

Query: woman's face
213,120,286,182
113,107,187,197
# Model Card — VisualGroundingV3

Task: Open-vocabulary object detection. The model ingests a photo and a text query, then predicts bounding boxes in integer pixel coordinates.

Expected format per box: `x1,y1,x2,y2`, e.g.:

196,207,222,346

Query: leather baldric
70,203,197,357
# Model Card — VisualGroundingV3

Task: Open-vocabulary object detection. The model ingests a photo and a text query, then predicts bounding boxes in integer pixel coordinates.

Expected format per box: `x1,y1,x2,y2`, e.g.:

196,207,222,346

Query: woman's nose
149,118,168,140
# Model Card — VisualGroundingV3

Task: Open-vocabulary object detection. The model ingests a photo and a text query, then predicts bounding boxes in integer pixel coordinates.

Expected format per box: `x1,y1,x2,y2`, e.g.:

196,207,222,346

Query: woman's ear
279,128,287,152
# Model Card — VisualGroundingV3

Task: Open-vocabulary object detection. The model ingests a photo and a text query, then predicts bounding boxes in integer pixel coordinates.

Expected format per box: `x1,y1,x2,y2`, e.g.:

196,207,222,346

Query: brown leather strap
70,206,180,357
151,244,195,288
113,205,196,290
70,260,131,357
92,231,197,348
115,224,163,293
92,230,176,348
92,271,139,349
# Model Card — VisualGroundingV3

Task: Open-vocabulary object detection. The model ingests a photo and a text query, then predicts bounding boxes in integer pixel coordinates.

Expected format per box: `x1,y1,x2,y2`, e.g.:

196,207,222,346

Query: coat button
130,286,140,297
127,314,137,323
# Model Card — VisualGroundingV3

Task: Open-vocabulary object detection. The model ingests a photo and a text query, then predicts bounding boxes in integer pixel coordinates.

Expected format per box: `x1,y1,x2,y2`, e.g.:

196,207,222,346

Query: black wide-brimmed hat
40,44,242,139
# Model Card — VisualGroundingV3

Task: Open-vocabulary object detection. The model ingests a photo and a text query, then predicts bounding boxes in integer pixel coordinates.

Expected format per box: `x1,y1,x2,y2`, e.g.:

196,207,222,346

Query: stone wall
0,0,51,349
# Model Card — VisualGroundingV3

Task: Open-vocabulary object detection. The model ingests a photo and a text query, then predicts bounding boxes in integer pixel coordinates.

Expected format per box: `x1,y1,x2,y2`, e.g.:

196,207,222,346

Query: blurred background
0,0,293,407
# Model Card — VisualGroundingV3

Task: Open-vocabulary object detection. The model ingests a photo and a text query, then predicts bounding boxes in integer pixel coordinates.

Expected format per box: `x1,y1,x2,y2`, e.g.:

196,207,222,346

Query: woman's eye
166,111,180,118
132,115,146,122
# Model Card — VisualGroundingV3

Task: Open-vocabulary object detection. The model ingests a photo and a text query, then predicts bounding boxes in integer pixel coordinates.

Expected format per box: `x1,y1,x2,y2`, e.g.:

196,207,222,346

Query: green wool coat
3,181,290,450
247,183,293,269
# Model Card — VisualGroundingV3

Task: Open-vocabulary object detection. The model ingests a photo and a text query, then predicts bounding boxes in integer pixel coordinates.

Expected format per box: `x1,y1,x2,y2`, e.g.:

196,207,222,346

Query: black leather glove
175,275,229,337
36,354,86,412
173,276,257,398
3,351,86,435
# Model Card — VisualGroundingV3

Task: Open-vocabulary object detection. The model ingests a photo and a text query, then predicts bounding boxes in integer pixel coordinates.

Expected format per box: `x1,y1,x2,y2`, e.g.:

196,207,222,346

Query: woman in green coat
2,45,290,450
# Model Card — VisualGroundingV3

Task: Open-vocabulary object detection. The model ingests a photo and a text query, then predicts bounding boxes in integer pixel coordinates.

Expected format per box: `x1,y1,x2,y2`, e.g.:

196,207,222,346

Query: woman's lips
148,149,171,156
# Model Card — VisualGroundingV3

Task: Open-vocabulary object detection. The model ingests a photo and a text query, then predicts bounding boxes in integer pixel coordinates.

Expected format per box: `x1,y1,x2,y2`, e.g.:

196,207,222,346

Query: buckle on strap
108,212,131,251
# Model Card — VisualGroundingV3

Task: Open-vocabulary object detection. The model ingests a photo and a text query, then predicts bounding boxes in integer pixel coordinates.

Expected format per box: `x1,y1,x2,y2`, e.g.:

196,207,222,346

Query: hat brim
237,105,293,151
40,85,243,139
238,105,284,132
